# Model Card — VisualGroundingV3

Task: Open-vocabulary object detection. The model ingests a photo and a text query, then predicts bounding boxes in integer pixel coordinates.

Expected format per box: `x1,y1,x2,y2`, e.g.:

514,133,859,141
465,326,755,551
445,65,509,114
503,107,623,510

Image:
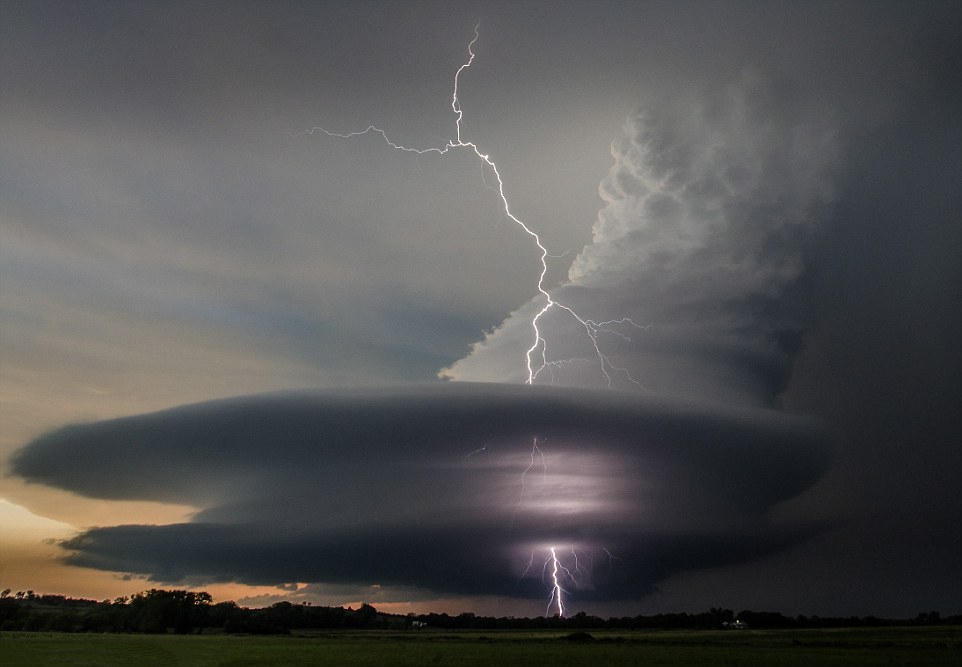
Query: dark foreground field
2,626,959,666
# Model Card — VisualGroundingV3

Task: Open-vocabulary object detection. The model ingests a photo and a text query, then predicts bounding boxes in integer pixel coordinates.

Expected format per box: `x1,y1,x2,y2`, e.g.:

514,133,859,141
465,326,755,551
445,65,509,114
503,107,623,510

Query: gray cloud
442,74,836,409
2,0,959,615
13,384,829,600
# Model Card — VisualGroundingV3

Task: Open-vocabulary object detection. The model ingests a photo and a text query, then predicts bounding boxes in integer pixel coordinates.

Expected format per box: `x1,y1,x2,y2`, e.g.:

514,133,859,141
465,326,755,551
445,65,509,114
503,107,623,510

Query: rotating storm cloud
13,385,830,609
3,0,959,620
10,24,837,614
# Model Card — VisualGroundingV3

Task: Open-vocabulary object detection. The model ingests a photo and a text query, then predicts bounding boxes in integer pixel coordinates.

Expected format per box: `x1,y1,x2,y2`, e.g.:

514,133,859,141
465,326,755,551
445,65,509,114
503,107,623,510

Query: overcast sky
2,0,960,616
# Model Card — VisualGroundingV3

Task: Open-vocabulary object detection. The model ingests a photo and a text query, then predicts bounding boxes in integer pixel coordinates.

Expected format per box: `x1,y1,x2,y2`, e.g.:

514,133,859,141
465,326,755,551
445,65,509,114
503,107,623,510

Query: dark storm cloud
13,384,830,598
435,1,962,613
61,521,822,600
2,0,960,615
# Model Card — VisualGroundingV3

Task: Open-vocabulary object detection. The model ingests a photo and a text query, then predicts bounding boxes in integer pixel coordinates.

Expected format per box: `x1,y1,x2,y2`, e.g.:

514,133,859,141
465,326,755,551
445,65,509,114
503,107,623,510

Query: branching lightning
311,24,637,618
518,540,583,617
309,24,644,390
547,547,567,617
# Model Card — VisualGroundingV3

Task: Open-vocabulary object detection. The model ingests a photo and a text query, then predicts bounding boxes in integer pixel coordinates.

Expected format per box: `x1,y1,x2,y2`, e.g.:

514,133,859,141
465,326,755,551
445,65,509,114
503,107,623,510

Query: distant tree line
0,589,386,634
1,588,958,634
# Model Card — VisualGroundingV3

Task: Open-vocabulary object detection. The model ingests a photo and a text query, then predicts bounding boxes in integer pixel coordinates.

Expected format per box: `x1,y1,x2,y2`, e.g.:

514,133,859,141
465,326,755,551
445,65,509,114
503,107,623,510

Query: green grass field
2,627,959,666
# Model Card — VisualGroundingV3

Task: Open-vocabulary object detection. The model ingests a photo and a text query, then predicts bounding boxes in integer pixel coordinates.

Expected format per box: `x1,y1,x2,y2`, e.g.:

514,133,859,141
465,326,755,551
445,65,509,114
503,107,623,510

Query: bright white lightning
309,24,643,389
519,543,581,617
547,547,567,617
310,23,638,618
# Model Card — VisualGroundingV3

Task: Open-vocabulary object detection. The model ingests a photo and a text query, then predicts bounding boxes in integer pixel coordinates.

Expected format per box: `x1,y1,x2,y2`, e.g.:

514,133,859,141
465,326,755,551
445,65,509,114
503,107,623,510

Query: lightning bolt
547,547,566,617
308,24,644,389
518,436,547,507
310,23,637,618
519,544,583,617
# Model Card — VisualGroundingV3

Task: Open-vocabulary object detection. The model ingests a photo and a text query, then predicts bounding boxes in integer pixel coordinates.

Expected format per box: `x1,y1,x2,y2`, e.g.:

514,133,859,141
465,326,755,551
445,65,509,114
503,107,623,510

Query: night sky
2,1,960,617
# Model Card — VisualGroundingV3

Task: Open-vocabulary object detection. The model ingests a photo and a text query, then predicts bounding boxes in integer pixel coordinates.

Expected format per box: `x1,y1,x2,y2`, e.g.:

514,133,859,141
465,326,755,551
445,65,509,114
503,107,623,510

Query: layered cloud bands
13,384,828,600
10,78,839,604
443,78,836,408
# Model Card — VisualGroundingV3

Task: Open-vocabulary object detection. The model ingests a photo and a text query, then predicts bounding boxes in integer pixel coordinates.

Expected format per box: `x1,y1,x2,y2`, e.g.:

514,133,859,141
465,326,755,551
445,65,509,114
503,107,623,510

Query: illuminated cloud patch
13,383,829,601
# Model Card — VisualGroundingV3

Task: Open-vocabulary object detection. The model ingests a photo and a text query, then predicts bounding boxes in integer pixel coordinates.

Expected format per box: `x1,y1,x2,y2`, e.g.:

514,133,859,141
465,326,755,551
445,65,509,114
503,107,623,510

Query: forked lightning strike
312,24,637,617
548,547,567,617
309,24,642,388
521,546,579,617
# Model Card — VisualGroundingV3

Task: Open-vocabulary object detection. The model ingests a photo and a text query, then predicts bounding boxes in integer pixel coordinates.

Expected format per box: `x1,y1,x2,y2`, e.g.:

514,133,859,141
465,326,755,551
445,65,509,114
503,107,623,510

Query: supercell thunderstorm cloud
13,384,829,603
4,2,960,616
8,24,836,613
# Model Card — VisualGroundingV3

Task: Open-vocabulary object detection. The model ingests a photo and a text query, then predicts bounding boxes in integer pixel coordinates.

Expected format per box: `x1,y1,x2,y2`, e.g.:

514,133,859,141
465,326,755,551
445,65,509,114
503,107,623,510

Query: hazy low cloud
13,384,829,600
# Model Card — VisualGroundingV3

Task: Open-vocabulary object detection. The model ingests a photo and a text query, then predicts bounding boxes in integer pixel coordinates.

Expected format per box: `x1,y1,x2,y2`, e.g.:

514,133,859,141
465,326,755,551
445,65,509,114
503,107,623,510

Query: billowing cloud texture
2,1,959,615
443,75,835,409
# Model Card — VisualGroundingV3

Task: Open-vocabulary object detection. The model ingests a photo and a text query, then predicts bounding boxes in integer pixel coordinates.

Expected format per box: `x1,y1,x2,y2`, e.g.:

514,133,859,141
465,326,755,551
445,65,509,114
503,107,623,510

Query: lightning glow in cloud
309,25,652,616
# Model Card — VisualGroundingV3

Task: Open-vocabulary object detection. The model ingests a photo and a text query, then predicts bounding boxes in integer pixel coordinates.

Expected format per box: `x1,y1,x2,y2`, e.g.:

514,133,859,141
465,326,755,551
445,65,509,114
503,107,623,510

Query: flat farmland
2,626,959,666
